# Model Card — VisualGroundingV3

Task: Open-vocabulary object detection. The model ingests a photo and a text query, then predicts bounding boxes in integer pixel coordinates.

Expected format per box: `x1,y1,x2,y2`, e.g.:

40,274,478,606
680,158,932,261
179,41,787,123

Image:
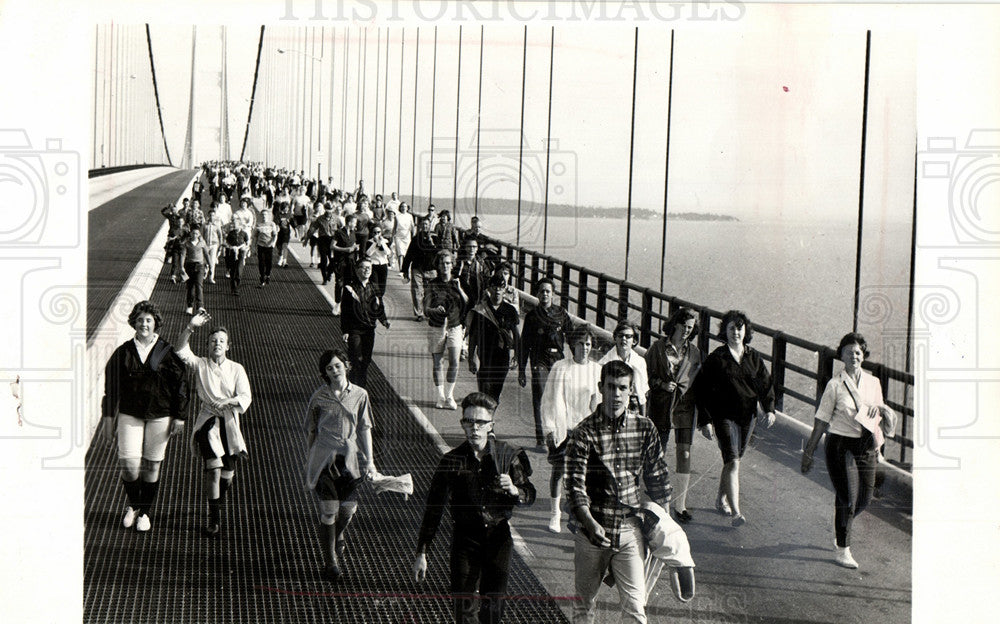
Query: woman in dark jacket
101,300,188,532
645,307,706,523
693,310,776,527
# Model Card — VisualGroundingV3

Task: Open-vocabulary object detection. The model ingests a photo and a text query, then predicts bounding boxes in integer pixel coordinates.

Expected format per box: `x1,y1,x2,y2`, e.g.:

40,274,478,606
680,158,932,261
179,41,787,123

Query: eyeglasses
460,418,493,429
616,333,635,340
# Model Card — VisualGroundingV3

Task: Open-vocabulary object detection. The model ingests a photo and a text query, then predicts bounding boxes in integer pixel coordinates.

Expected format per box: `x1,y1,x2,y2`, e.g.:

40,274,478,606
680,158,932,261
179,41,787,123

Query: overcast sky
131,19,914,224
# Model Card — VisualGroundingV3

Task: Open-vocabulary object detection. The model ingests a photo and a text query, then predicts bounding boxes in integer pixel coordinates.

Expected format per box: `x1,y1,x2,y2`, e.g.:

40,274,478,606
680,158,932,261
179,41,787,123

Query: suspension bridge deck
83,171,912,623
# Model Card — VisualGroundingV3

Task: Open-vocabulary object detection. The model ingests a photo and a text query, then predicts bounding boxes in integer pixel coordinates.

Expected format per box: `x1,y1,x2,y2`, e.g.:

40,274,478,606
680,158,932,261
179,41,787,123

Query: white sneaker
834,546,858,569
185,307,194,315
548,514,562,533
135,514,151,532
122,506,138,529
445,397,458,410
435,397,448,409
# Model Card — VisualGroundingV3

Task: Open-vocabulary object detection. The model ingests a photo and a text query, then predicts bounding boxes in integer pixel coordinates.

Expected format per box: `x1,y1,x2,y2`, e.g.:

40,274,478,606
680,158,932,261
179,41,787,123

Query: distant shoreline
437,196,740,222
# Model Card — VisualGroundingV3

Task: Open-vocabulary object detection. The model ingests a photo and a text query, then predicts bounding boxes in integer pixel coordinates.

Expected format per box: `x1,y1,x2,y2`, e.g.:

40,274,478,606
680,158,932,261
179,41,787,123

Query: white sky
132,17,915,223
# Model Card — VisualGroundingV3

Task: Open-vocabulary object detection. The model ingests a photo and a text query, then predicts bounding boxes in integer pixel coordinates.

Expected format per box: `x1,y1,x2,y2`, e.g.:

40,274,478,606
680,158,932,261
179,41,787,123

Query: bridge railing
480,233,915,470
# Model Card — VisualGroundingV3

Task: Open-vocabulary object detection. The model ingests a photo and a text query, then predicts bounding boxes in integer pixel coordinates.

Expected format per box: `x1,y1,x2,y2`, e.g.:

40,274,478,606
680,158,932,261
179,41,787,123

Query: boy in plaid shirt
565,360,672,623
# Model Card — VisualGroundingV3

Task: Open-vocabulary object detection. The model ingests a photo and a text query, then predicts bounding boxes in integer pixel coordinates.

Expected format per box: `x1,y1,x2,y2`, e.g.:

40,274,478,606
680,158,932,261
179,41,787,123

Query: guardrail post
815,346,836,404
596,277,607,329
545,258,555,283
771,332,787,411
530,254,540,288
697,308,712,354
560,264,572,310
639,290,653,349
617,283,629,324
516,249,526,291
577,272,588,321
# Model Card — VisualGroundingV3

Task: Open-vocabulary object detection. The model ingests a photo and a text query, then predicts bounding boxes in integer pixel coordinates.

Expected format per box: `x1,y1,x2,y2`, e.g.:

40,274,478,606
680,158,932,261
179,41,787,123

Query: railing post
697,308,712,354
596,276,607,329
545,258,555,283
639,290,653,349
516,248,526,291
577,272,588,321
617,283,629,324
560,264,571,310
530,254,540,288
771,332,787,411
815,346,836,404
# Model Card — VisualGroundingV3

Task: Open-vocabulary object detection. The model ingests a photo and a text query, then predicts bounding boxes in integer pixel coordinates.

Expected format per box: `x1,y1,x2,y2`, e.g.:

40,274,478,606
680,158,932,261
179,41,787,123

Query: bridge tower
181,25,231,168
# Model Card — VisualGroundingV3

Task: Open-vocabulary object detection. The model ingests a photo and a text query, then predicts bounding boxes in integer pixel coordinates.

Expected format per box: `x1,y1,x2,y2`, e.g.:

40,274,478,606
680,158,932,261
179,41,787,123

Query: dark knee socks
122,477,141,509
135,479,159,516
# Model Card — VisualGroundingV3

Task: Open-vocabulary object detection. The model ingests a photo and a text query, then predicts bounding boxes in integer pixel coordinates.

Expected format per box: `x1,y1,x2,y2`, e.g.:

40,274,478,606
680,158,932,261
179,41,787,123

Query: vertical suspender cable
382,27,390,193
342,31,350,184
221,26,231,161
903,142,918,433
515,25,527,247
397,28,405,192
623,28,639,282
542,26,555,254
453,25,463,218
110,25,116,166
307,28,317,177
474,25,484,217
374,28,381,190
356,27,364,185
360,28,368,185
238,26,265,163
852,30,872,332
318,27,325,181
334,26,337,179
411,27,420,204
658,30,675,303
93,25,99,167
428,26,438,205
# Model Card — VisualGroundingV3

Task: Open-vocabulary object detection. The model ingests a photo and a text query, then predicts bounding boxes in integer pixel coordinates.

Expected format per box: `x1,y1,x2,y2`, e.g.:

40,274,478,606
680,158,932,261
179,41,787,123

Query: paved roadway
85,171,912,623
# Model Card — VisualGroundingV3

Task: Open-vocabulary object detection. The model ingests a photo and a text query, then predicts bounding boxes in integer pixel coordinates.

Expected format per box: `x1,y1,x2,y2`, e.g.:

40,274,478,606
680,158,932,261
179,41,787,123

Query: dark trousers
317,236,333,282
451,523,513,624
256,246,273,282
225,250,245,292
529,363,552,445
371,263,388,297
409,268,431,316
347,329,376,388
476,350,511,403
184,262,204,310
825,433,878,548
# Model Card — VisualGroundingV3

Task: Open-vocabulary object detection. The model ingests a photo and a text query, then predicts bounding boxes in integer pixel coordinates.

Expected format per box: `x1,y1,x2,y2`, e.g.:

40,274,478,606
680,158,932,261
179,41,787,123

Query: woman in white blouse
597,320,649,416
177,310,253,538
540,325,600,533
802,332,896,569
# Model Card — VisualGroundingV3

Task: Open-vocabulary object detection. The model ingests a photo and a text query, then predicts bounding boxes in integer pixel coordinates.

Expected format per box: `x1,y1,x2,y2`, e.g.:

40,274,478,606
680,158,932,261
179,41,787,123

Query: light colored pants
117,414,171,461
573,516,647,624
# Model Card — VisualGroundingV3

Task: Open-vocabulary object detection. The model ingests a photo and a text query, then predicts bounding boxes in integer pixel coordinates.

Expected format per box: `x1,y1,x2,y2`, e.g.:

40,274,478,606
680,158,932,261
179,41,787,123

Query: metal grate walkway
84,184,569,623
87,169,199,341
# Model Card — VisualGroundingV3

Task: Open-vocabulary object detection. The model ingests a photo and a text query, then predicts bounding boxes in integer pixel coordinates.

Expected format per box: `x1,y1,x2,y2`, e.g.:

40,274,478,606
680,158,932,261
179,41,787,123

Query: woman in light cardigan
540,324,600,533
802,332,896,569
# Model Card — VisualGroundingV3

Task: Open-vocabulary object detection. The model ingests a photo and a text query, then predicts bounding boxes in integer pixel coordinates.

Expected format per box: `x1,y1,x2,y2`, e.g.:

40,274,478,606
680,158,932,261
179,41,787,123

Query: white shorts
117,414,172,461
427,325,464,355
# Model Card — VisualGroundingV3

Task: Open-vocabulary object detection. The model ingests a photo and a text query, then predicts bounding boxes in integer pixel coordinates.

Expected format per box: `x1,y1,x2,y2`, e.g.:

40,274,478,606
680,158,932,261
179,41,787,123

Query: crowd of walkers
99,160,899,623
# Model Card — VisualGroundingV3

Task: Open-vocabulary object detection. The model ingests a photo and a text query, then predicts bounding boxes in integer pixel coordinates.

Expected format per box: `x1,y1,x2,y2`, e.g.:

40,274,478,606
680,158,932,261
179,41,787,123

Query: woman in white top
597,320,649,417
176,310,253,538
802,332,896,569
392,202,415,273
540,325,601,533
